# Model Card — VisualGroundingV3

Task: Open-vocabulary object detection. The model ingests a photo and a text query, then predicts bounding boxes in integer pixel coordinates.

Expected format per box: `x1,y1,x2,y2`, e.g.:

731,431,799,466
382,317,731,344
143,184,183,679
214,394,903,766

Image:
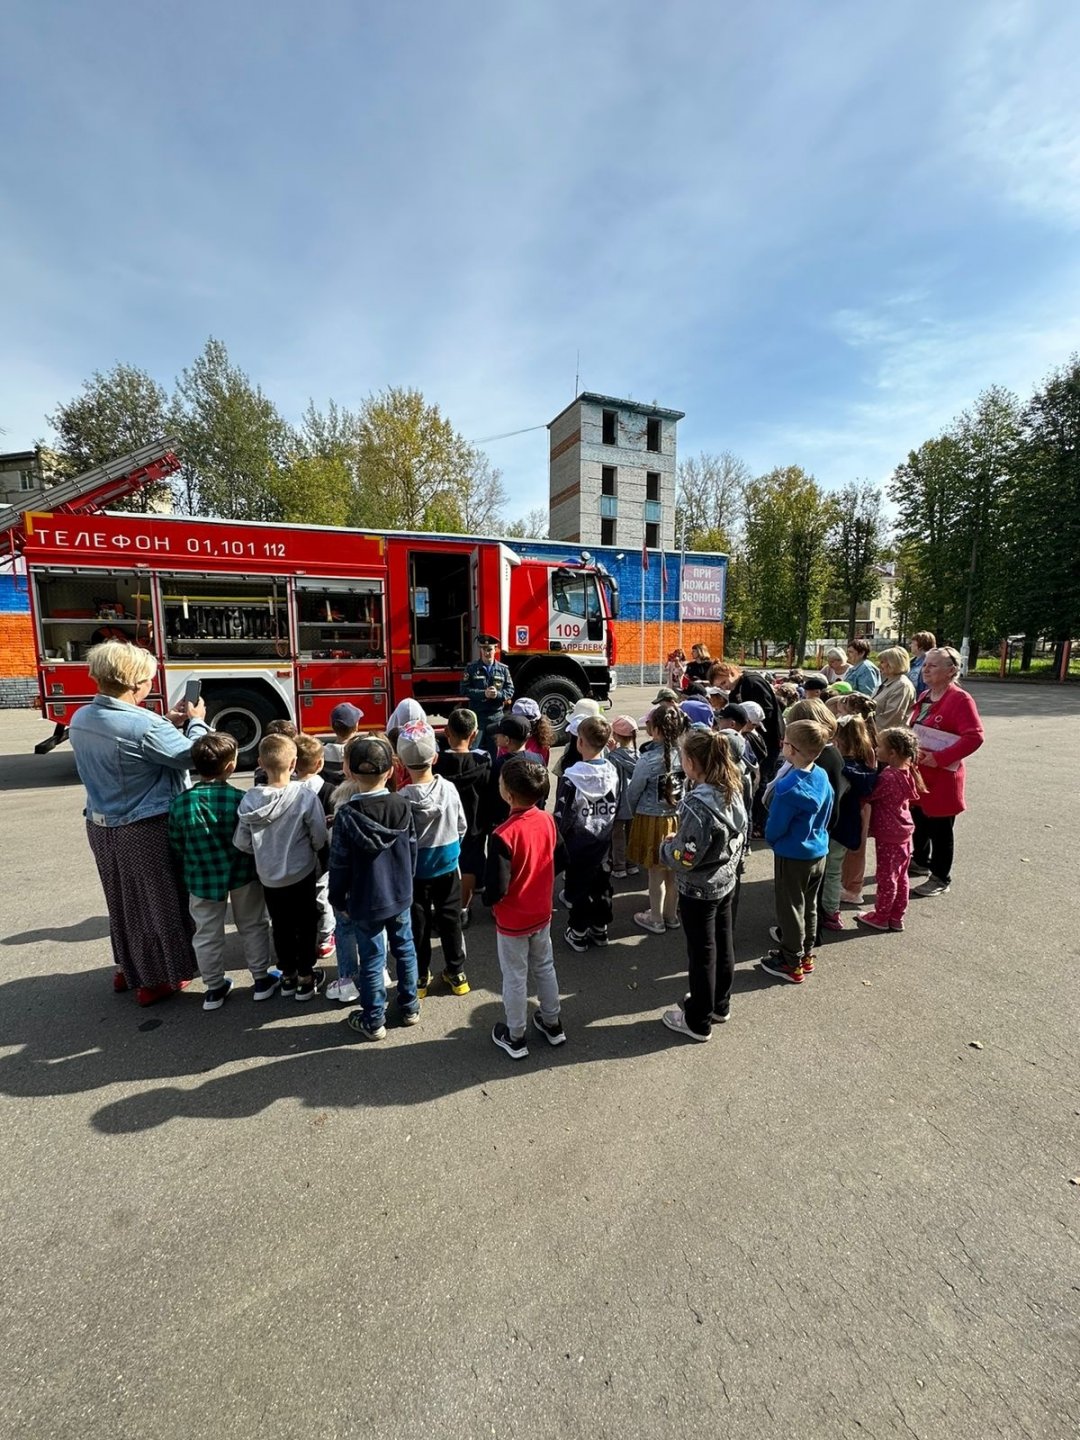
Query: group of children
165,672,927,1058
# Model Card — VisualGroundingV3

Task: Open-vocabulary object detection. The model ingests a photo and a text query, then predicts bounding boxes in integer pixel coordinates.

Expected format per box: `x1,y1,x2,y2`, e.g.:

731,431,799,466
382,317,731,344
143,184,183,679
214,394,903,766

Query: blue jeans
355,909,419,1027
333,909,369,984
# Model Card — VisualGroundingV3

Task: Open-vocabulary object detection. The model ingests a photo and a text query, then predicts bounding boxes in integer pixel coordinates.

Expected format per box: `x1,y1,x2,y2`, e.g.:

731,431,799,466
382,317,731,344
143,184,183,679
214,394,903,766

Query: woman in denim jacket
68,641,210,1005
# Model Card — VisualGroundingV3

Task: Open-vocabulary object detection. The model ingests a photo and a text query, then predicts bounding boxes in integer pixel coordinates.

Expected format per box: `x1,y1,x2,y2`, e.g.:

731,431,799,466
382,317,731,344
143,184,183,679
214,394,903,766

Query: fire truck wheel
526,675,583,745
203,688,283,769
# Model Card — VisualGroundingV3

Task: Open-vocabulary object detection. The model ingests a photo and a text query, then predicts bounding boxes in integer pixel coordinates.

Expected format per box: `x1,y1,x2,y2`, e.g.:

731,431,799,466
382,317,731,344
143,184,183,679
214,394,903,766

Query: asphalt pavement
0,682,1077,1439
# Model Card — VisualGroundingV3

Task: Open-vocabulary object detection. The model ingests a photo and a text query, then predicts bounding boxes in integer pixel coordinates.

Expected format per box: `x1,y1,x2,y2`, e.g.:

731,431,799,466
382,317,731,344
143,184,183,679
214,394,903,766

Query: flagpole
639,517,647,684
678,514,686,652
658,508,665,687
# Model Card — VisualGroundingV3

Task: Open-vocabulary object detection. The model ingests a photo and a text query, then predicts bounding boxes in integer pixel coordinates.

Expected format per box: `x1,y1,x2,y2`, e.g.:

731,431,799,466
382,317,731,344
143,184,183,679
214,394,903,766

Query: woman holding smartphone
68,641,210,1005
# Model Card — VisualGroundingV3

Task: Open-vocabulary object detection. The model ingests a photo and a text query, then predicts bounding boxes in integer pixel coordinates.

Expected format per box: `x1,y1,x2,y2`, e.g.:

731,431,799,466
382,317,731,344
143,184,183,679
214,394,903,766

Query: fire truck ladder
0,439,182,754
0,438,182,553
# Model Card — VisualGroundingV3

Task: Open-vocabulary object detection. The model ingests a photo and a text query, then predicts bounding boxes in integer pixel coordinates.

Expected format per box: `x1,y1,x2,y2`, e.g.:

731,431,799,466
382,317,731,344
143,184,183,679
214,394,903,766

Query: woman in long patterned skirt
69,641,211,1005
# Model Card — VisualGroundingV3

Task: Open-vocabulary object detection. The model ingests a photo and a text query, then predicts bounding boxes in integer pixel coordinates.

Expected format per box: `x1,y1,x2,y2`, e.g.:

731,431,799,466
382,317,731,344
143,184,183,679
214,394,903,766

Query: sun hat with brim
565,696,601,736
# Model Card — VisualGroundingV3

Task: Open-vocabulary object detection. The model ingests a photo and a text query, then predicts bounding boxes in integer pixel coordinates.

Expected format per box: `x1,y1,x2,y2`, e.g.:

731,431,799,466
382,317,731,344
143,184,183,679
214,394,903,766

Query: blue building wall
513,540,727,626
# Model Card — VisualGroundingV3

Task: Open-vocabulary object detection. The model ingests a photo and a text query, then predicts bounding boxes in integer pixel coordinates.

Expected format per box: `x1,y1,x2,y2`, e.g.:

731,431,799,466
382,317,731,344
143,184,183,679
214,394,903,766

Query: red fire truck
4,442,620,763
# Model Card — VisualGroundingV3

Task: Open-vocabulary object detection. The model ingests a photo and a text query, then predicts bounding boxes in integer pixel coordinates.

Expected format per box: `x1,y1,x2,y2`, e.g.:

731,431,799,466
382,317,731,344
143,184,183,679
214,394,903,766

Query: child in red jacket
483,757,567,1061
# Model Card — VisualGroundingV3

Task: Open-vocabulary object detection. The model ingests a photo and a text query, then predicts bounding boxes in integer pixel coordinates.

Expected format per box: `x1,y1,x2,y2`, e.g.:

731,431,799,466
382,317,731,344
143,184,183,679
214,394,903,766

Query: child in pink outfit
857,728,925,932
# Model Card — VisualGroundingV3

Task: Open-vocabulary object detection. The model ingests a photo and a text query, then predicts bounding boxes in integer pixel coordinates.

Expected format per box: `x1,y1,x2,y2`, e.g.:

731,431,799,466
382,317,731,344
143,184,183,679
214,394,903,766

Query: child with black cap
485,712,533,828
329,735,421,1040
397,721,469,997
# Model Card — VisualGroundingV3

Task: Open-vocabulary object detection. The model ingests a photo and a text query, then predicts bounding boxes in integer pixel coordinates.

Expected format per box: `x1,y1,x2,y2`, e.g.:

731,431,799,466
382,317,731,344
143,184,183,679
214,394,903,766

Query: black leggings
262,869,318,977
911,807,955,883
679,889,735,1036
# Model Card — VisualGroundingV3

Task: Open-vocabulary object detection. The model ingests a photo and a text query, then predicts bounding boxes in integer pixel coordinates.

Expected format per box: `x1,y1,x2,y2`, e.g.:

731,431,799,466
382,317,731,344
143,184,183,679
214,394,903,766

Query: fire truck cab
9,444,619,764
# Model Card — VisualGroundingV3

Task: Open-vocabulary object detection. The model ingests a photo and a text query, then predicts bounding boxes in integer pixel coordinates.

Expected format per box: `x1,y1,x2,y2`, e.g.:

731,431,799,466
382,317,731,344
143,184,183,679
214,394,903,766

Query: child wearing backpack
554,715,620,951
626,702,686,934
658,728,748,1042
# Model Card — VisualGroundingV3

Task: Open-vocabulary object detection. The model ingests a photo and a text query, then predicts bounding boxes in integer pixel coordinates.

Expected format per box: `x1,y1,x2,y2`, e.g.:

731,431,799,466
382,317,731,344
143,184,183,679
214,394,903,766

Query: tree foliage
675,452,748,552
827,481,887,639
742,466,837,657
174,339,293,521
46,362,175,511
504,507,550,540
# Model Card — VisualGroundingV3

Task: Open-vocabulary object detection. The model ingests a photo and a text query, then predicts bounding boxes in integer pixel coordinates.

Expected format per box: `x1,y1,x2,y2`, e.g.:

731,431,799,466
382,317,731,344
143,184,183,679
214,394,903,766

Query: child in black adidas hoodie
554,715,620,950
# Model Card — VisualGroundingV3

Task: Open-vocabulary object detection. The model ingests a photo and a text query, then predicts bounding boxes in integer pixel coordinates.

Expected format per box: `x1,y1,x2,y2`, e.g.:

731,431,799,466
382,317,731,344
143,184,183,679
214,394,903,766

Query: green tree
353,387,475,530
174,338,293,521
504,506,549,539
1006,355,1080,661
742,466,836,659
274,454,352,527
46,362,175,511
890,387,1020,659
675,451,748,550
827,481,887,640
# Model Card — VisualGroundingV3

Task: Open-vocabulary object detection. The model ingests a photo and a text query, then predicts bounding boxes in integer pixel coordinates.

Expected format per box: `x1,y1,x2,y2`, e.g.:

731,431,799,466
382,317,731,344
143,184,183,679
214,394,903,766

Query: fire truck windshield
552,569,602,620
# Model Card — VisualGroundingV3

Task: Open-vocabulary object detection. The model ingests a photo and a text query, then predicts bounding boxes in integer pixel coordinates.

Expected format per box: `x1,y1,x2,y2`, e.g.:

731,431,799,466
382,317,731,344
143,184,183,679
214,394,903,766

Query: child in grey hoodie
658,728,747,1043
234,733,328,1000
554,715,620,950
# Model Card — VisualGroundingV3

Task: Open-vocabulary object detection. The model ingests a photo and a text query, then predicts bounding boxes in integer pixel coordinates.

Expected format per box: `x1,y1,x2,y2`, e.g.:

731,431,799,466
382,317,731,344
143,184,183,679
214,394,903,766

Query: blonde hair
294,734,324,774
258,733,297,773
87,640,157,697
878,646,910,675
784,719,829,760
911,631,936,654
784,697,838,737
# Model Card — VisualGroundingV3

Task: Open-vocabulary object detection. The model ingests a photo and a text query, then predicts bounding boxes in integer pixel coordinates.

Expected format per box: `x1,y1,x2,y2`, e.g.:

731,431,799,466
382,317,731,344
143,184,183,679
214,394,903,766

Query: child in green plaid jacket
168,732,278,1010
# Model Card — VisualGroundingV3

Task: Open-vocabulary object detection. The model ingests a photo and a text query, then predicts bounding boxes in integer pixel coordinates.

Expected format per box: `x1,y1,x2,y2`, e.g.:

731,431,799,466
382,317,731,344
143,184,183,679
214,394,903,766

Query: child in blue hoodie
761,718,833,985
397,723,469,997
329,736,420,1040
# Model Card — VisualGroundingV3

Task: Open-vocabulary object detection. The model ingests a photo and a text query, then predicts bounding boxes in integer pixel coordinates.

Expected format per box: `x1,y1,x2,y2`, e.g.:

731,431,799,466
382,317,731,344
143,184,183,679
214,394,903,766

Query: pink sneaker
855,912,889,931
821,911,844,932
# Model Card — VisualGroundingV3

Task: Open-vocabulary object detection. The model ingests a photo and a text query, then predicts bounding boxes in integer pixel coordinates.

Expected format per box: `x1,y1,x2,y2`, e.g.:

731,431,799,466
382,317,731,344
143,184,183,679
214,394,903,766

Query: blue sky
2,0,1079,517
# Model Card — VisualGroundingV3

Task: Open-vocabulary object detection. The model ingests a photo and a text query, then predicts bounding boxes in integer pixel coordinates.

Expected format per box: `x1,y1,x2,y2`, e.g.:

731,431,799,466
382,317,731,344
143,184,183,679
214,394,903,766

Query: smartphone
184,678,202,708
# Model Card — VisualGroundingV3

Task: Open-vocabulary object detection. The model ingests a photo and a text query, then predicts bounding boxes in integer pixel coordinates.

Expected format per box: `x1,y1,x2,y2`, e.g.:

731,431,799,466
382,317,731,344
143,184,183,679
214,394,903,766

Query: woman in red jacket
909,646,984,897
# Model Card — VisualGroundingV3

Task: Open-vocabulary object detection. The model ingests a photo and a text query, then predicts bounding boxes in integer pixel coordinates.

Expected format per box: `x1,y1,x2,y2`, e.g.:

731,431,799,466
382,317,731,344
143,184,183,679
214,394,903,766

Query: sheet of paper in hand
913,723,962,771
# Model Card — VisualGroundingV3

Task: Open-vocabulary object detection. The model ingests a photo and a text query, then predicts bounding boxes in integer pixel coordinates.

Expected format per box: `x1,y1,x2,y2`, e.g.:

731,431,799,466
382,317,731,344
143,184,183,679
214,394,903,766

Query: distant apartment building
0,449,45,510
547,393,683,552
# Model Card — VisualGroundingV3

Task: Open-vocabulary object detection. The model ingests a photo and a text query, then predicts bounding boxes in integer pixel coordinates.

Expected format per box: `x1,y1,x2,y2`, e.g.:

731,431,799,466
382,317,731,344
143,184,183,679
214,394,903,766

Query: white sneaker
610,868,628,879
325,978,360,1004
634,911,666,935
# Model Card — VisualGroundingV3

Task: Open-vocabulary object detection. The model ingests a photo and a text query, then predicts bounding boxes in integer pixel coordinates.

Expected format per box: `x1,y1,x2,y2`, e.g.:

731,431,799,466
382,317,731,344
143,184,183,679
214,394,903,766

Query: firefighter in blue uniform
463,635,514,755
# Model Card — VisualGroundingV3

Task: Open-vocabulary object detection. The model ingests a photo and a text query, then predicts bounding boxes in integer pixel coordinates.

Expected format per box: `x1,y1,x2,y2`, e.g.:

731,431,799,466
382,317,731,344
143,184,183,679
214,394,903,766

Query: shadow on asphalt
1,915,111,946
0,868,822,1134
0,748,80,791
